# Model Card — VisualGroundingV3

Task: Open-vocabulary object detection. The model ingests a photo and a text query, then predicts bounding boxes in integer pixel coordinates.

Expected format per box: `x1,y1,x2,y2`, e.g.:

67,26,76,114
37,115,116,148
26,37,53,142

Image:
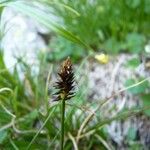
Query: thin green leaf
0,87,12,93
46,1,80,17
27,107,56,149
9,138,19,150
4,1,89,48
89,106,150,131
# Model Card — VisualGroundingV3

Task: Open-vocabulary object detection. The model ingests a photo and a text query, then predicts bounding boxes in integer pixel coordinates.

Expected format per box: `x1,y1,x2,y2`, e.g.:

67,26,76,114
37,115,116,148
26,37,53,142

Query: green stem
61,99,65,150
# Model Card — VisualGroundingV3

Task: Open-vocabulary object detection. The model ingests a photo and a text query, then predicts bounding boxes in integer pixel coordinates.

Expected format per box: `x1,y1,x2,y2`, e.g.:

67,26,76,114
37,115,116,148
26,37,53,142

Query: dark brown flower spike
54,57,75,101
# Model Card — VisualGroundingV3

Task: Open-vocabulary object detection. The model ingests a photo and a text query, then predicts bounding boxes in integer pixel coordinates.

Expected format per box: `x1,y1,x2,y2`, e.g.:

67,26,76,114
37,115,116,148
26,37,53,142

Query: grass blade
84,106,150,137
4,1,89,49
27,107,56,149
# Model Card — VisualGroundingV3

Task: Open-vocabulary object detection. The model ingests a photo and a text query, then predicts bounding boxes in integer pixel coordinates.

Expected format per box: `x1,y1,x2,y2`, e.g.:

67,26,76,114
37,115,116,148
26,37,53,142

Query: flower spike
54,57,75,101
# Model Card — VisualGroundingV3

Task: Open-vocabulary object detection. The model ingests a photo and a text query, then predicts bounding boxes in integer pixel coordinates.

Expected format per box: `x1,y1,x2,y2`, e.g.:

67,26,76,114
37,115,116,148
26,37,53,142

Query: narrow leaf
4,1,89,48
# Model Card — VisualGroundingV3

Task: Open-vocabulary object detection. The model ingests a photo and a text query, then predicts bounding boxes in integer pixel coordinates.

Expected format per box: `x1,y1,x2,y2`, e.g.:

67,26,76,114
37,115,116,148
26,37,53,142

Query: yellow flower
95,53,109,64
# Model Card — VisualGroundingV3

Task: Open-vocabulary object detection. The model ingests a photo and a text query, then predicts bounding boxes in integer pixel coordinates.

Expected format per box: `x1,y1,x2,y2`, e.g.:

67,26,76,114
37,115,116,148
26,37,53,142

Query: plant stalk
61,98,65,150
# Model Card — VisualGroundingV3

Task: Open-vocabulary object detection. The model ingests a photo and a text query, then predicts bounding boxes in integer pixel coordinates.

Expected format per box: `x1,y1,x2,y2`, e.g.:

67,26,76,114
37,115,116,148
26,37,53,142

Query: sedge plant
54,57,75,150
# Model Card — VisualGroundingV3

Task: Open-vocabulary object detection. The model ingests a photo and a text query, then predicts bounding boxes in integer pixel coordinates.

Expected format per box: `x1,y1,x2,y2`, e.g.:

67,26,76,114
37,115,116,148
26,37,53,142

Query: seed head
54,57,75,101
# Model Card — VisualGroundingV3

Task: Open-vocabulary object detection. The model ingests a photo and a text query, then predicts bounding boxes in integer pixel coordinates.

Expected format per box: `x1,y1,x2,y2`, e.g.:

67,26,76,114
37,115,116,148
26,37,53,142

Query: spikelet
54,57,75,101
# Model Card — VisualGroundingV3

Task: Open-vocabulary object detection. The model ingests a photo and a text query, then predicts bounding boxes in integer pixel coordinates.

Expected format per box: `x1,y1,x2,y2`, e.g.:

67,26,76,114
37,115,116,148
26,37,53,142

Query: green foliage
125,54,150,118
127,127,137,141
103,37,123,54
125,33,146,53
125,57,140,68
0,130,7,144
128,143,143,150
2,0,89,49
126,0,141,9
140,94,150,116
0,0,150,149
0,50,149,149
125,78,149,95
47,36,86,62
51,0,150,53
